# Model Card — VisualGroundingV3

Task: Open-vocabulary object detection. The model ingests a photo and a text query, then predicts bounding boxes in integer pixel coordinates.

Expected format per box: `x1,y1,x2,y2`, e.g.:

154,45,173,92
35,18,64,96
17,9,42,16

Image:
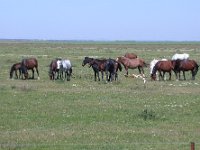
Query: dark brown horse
21,58,39,79
124,53,137,59
105,58,122,82
116,56,147,75
172,59,199,80
49,59,59,80
10,62,22,79
82,57,122,81
151,60,174,81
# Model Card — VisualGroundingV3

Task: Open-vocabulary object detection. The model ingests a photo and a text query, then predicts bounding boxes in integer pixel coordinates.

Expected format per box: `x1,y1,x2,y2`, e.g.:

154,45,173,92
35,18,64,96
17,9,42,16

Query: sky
0,0,200,41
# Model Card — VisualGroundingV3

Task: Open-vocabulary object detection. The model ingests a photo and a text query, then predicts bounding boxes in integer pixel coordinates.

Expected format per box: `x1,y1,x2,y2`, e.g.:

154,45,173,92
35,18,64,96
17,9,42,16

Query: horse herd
9,52,199,82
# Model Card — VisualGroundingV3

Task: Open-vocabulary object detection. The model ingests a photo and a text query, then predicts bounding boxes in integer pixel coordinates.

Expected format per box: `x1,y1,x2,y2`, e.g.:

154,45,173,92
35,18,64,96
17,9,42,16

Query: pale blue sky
0,0,200,41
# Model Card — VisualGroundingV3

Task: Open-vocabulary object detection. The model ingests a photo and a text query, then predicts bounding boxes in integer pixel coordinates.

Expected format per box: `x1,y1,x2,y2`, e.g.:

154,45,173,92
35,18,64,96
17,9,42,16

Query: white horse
60,59,72,81
150,58,167,80
171,53,189,60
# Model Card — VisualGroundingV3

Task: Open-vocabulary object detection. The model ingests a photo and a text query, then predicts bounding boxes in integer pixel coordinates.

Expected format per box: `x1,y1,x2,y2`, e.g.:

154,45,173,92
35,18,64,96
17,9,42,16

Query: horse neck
152,65,158,75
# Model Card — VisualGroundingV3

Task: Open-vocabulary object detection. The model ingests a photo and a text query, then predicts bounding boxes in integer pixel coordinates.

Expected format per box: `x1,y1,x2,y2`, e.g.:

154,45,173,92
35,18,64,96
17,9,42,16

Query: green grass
0,41,200,149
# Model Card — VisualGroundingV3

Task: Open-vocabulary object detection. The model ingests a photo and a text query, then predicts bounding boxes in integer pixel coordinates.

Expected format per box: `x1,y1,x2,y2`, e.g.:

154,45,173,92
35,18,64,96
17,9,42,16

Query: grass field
0,41,200,149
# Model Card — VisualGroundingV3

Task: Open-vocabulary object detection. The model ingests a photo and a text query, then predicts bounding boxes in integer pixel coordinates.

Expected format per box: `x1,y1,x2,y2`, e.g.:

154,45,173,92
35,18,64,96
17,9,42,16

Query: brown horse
116,56,147,75
21,58,39,79
49,59,59,80
124,53,137,59
172,59,199,80
151,60,174,81
9,62,22,79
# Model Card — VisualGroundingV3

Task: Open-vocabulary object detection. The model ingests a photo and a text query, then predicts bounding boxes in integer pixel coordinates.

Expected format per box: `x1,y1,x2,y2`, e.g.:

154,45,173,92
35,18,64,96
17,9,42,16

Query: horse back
124,53,137,59
157,61,173,71
22,58,38,69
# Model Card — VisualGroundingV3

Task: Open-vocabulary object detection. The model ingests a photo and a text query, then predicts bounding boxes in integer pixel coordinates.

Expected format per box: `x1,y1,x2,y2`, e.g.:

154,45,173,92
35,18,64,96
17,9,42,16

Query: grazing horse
21,58,39,79
124,53,137,59
9,62,22,79
60,59,72,81
172,53,189,60
150,58,167,80
49,59,59,80
172,59,199,80
116,56,147,75
105,58,122,82
151,60,174,81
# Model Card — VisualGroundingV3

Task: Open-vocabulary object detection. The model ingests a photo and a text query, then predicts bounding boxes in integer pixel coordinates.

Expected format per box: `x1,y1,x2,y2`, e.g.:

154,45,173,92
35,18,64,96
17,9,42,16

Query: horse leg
125,67,129,75
101,71,104,81
138,67,141,74
183,71,186,80
15,70,18,79
169,71,171,80
31,69,34,79
162,72,165,80
158,71,162,80
35,67,40,79
191,70,195,80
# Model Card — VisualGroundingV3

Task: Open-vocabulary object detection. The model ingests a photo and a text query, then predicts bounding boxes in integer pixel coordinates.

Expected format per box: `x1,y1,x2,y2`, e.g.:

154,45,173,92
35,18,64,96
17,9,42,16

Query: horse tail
9,65,14,79
117,62,122,71
194,63,199,76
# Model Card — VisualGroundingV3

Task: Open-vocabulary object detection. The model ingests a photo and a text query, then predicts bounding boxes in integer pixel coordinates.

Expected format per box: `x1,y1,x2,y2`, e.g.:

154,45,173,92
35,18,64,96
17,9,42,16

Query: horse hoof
37,77,40,80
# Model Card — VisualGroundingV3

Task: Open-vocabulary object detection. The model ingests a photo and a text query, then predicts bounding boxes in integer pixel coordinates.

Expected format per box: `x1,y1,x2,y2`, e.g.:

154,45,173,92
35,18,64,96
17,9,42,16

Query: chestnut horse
116,56,147,75
151,60,174,81
124,53,137,59
172,59,199,80
21,58,39,79
9,62,22,79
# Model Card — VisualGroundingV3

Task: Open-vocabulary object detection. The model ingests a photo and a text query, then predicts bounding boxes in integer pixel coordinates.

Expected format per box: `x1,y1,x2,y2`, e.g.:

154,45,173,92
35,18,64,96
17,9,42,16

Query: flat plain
0,41,200,150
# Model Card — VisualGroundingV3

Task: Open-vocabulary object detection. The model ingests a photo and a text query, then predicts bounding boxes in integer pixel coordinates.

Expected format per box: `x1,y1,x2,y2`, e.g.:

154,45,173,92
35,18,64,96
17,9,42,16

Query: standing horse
9,62,22,79
21,58,39,79
116,56,147,75
60,59,72,81
172,59,199,80
124,53,137,59
151,60,174,81
82,57,106,81
105,58,122,82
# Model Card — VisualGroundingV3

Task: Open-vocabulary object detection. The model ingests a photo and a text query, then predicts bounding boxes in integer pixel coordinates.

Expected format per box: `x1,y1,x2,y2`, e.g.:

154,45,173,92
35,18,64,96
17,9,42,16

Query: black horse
105,58,122,82
82,57,122,81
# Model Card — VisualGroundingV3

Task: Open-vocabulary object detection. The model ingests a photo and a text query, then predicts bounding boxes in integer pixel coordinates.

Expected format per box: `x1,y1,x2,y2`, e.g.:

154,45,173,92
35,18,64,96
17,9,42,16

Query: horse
21,58,39,79
49,59,59,80
151,60,174,81
116,56,147,75
124,53,137,59
172,53,189,60
82,57,106,81
82,57,122,81
172,59,199,80
150,58,167,80
105,58,122,82
60,59,72,81
9,62,22,79
88,58,107,81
